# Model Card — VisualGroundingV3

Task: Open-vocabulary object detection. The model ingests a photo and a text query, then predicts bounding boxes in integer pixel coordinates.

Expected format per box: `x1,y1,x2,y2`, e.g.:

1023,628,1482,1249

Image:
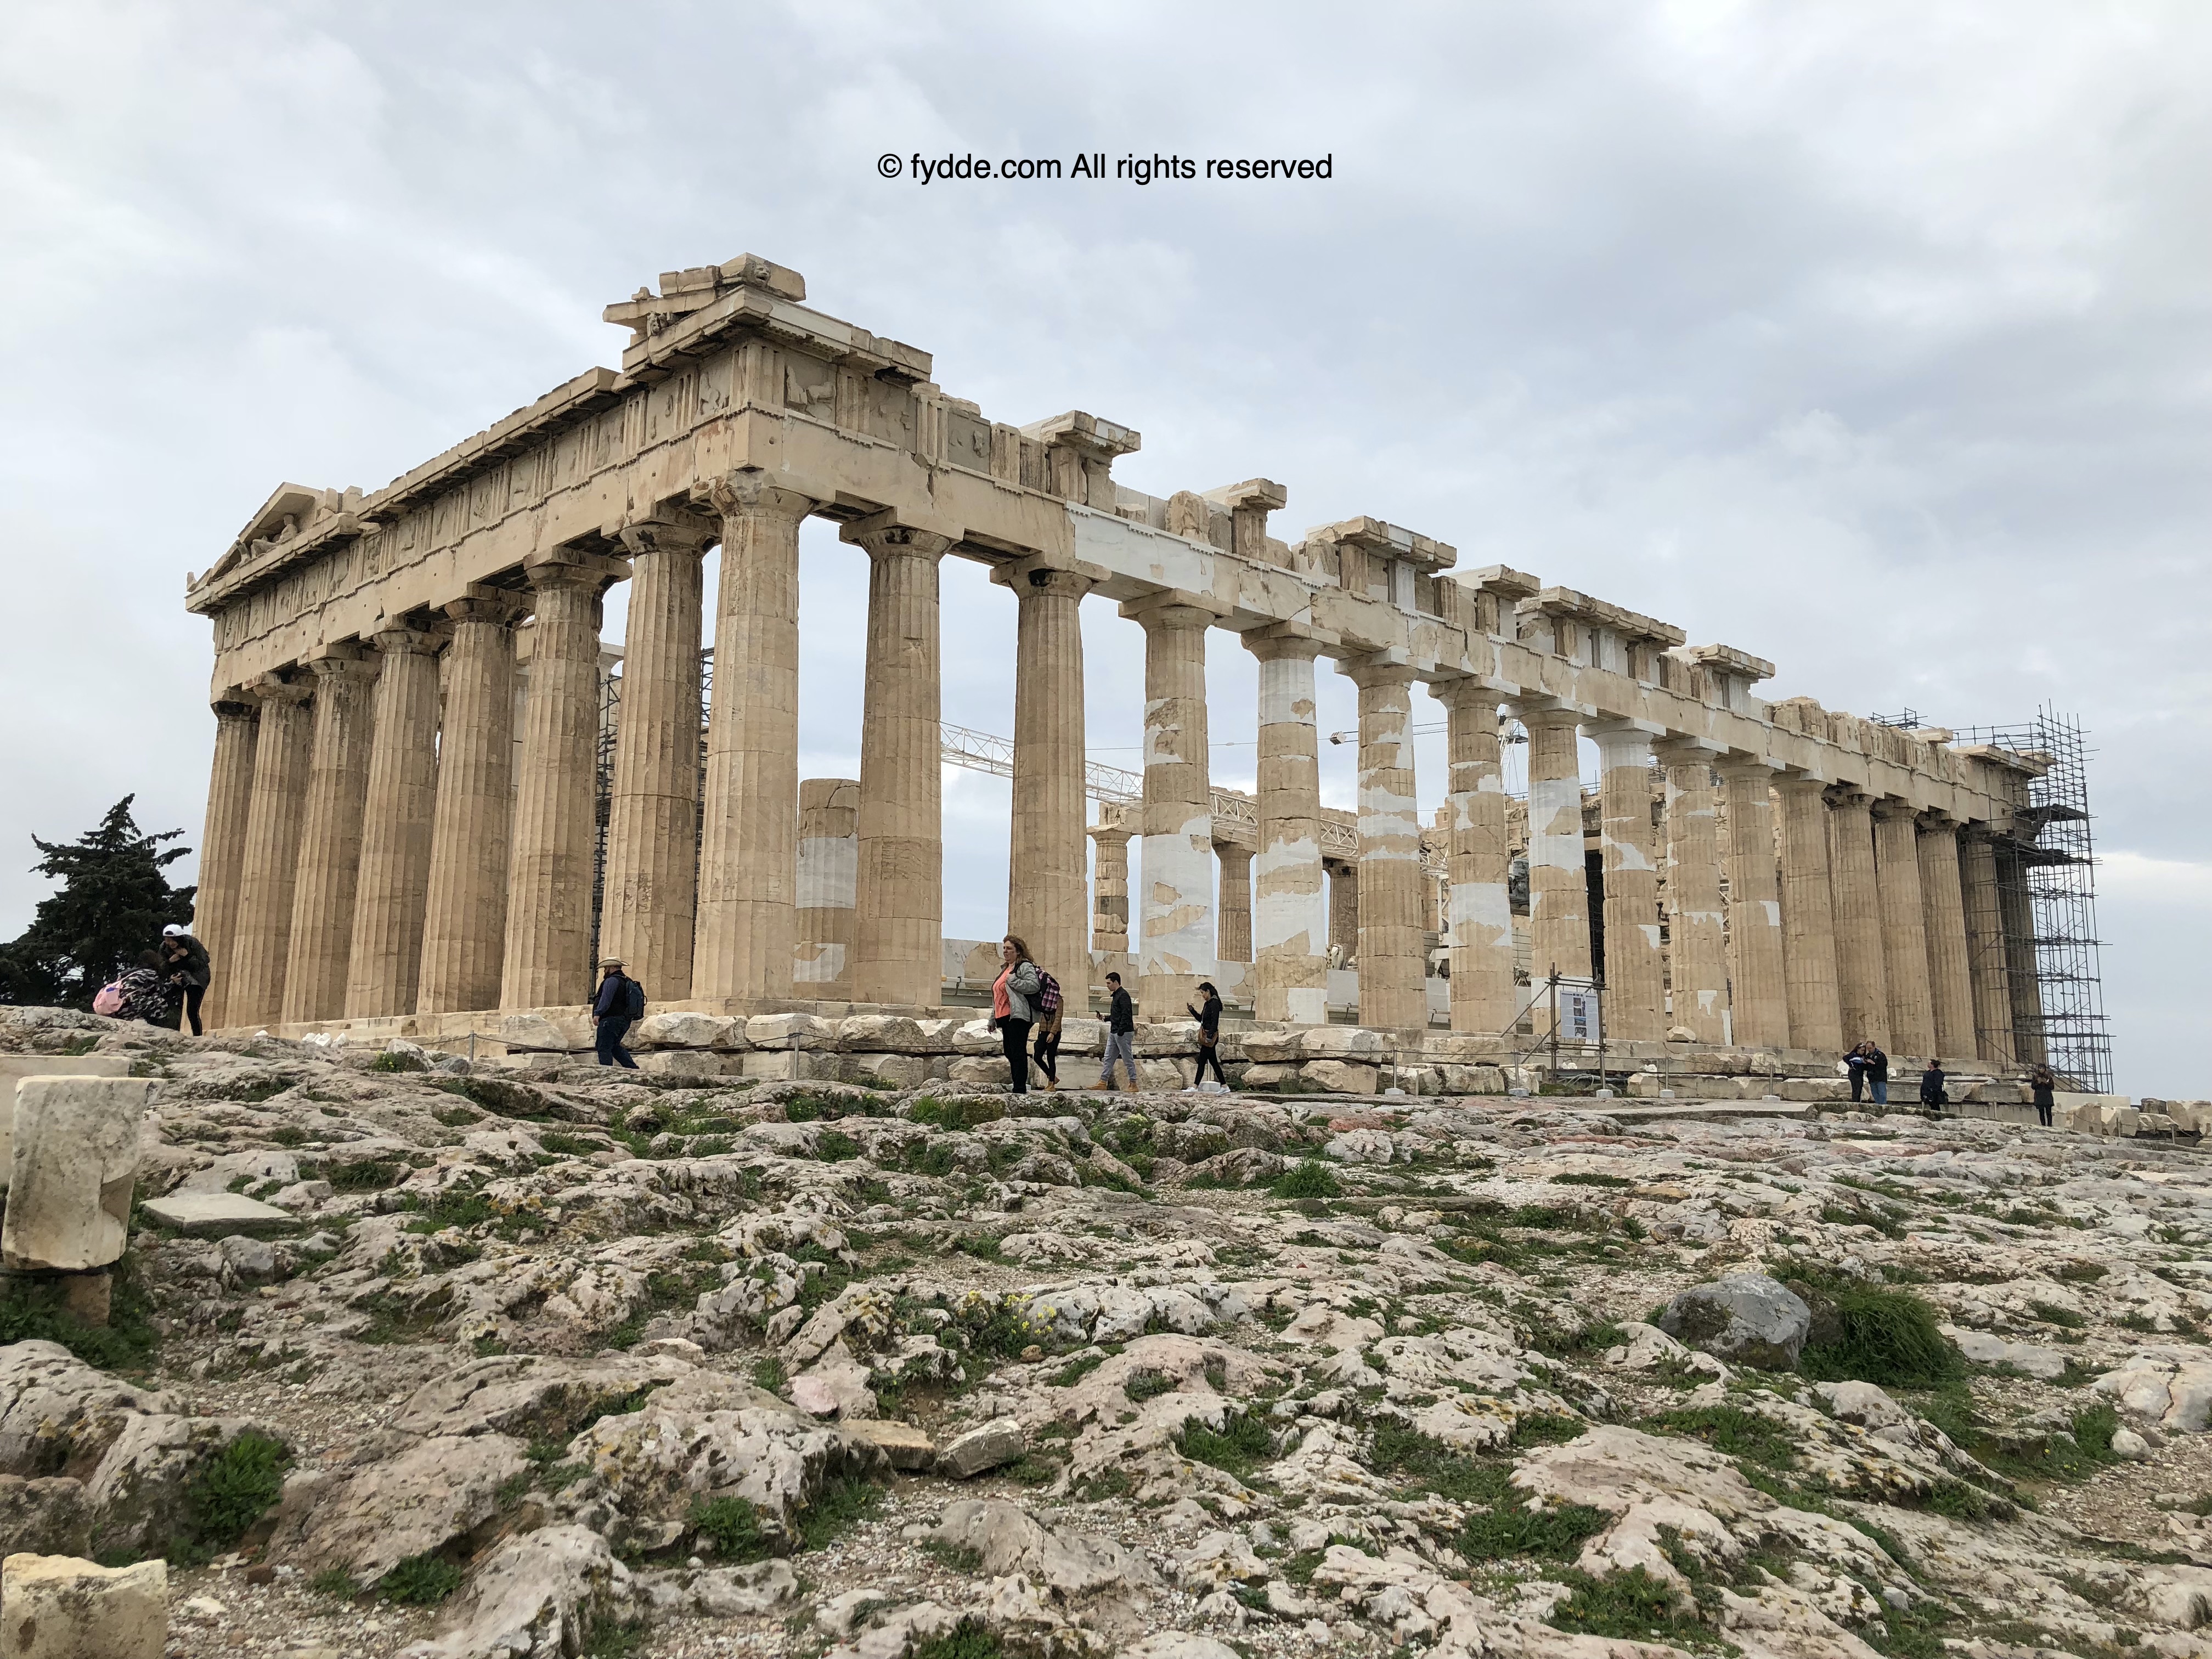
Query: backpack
623,977,646,1020
1035,969,1062,1014
92,982,124,1016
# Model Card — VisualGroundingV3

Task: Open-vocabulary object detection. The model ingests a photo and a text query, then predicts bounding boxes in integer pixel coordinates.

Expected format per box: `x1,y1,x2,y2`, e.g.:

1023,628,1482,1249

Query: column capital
1651,733,1724,766
1774,772,1831,799
1087,821,1134,848
705,470,815,524
440,585,523,627
303,645,377,687
990,558,1094,601
1505,696,1584,731
1241,625,1330,664
1867,796,1915,823
252,673,314,707
1714,754,1783,781
1119,594,1217,633
1336,653,1420,691
211,689,259,720
617,514,718,558
842,515,955,561
1587,723,1656,766
1916,809,1965,834
1432,674,1500,710
1824,782,1874,810
523,550,630,593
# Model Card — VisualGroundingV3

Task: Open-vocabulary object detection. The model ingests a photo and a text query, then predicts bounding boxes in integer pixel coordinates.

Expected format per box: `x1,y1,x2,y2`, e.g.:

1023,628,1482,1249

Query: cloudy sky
2,1,2204,1093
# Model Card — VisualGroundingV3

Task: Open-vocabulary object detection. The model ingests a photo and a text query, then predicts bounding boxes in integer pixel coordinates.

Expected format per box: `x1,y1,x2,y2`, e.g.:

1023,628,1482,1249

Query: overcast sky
2,1,2204,1093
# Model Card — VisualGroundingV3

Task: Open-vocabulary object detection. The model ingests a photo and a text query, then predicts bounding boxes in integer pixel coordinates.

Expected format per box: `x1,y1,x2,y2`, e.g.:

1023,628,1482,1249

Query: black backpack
622,975,645,1020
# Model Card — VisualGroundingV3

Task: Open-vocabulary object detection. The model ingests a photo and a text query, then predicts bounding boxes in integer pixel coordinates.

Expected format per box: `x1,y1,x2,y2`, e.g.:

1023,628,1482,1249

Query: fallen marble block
0,1078,154,1273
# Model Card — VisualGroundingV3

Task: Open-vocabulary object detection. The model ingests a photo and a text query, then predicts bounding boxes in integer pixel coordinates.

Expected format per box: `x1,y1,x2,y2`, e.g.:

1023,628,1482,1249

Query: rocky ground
8,1003,2212,1659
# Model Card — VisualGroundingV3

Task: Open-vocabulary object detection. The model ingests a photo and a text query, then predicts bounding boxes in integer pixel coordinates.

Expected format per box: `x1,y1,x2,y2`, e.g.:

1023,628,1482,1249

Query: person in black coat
2029,1063,2057,1127
1186,981,1226,1089
160,924,212,1034
1919,1060,1948,1116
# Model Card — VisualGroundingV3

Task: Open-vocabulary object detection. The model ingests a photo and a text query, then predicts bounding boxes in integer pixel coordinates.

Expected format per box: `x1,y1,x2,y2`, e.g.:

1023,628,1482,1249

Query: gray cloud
2,0,2203,1090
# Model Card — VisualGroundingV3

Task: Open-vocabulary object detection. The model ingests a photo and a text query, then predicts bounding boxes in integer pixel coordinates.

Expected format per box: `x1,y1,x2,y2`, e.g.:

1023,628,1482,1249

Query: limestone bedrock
0,1553,167,1659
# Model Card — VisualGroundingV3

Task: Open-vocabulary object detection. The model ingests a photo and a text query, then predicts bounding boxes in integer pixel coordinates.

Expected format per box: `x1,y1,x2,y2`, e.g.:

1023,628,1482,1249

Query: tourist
590,957,642,1069
1094,971,1138,1091
1030,962,1065,1088
1864,1042,1890,1106
1186,981,1226,1090
115,951,176,1026
2029,1062,2057,1127
990,935,1042,1095
1919,1059,1948,1116
1843,1043,1869,1103
159,923,211,1035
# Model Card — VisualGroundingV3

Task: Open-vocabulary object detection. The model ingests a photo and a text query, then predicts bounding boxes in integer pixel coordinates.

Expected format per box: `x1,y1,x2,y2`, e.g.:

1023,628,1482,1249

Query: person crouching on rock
991,935,1042,1094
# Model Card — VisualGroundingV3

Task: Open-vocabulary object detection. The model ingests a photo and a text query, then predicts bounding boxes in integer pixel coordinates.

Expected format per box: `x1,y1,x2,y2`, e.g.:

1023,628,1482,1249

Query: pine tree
0,797,196,1010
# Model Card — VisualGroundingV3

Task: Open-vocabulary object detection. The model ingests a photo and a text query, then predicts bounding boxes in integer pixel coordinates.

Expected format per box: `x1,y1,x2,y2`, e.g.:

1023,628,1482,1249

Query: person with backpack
590,957,644,1069
1919,1059,1949,1117
159,923,212,1035
98,951,174,1026
990,935,1042,1094
1093,970,1138,1091
1030,958,1065,1088
1186,981,1226,1091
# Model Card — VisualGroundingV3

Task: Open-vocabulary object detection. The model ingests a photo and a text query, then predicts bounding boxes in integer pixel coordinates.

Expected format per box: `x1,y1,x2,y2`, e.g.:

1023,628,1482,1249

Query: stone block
840,1419,933,1472
938,1418,1024,1479
0,1058,131,1092
1238,1063,1297,1091
634,1012,739,1049
1133,1022,1201,1057
1440,1065,1503,1095
950,1020,1000,1056
0,1478,89,1559
1780,1078,1849,1102
837,1015,929,1053
1,1079,153,1274
949,1058,1012,1088
637,1051,732,1079
0,1553,166,1658
847,1054,930,1091
1057,1018,1104,1057
1422,1033,1507,1062
746,1014,836,1051
499,1012,590,1052
138,1192,295,1236
1658,1273,1812,1369
1238,1031,1302,1064
1303,1060,1379,1095
1137,1059,1189,1091
1300,1027,1383,1060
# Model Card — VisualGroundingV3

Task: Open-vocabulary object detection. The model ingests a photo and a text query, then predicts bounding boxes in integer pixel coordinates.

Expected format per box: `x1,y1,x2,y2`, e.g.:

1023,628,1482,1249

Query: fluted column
849,520,951,1008
1996,839,2047,1065
1656,746,1729,1043
1826,787,1889,1049
600,520,712,1000
280,647,377,1024
1961,829,2015,1064
1516,704,1592,981
1328,861,1359,962
1776,776,1843,1052
795,778,860,998
1005,565,1093,984
1088,819,1133,957
1127,600,1215,1016
1437,680,1516,1035
194,697,259,1030
1917,816,1976,1058
1245,633,1328,1025
346,627,442,1017
227,677,315,1029
1717,760,1788,1047
417,596,518,1014
500,560,613,1011
1342,659,1425,1029
1216,846,1253,964
1592,725,1664,1042
695,476,815,1002
1872,801,1934,1058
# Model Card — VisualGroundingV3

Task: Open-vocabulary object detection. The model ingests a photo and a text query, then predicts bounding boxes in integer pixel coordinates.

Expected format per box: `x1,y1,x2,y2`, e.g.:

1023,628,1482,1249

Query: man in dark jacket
160,924,212,1035
590,957,642,1069
1919,1060,1948,1116
1093,971,1138,1091
1865,1043,1890,1107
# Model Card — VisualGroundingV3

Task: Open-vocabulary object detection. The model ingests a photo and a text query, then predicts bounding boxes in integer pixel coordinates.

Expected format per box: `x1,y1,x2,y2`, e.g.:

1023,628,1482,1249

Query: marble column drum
345,627,442,1018
225,678,315,1029
1659,748,1730,1044
1328,861,1359,964
1128,600,1215,1017
849,521,951,1009
194,698,259,1031
1593,725,1665,1043
1344,660,1425,1030
1006,565,1094,987
1826,787,1891,1050
1961,830,2015,1064
279,648,377,1024
1245,633,1328,1025
1437,680,1516,1035
1776,776,1843,1053
1088,821,1133,957
1717,761,1788,1048
1917,816,1977,1059
1872,801,1935,1058
1517,705,1592,983
416,595,517,1015
599,520,712,1001
794,778,860,998
695,476,815,1002
1215,847,1253,965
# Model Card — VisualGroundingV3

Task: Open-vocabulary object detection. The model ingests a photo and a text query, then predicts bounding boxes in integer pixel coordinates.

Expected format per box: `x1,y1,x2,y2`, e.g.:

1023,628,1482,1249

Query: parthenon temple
184,254,2057,1082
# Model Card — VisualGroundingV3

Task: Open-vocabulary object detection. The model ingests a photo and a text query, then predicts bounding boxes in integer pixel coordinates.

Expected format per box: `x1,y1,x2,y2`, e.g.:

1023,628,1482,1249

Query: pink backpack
92,982,125,1016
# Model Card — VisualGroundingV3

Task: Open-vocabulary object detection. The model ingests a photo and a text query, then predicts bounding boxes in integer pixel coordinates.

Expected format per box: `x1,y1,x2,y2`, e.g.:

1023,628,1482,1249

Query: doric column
695,475,815,1002
1003,564,1094,985
1245,632,1328,1025
1917,815,1977,1058
1961,829,2016,1064
1826,787,1890,1049
1341,659,1425,1030
416,595,518,1014
598,518,711,1000
194,697,259,1031
1514,704,1592,982
500,558,616,1011
1216,845,1254,964
226,676,315,1029
1995,839,2047,1065
1592,724,1665,1042
795,778,860,998
1126,599,1215,1016
1437,680,1516,1035
279,647,377,1024
1088,817,1133,957
1656,744,1729,1043
1717,760,1788,1047
1776,776,1843,1052
849,518,952,1008
1328,861,1359,961
345,627,443,1018
1871,800,1934,1058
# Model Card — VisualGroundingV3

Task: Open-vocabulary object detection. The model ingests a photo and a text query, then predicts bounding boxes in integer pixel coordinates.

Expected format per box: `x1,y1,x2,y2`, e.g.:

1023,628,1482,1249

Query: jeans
1193,1042,1226,1086
1100,1030,1137,1087
180,983,205,1036
1032,1024,1060,1086
596,1015,637,1068
1870,1079,1888,1105
1000,1017,1032,1092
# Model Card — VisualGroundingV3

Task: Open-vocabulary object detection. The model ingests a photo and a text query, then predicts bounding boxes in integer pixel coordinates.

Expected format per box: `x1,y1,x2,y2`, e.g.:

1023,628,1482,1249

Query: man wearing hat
590,957,644,1069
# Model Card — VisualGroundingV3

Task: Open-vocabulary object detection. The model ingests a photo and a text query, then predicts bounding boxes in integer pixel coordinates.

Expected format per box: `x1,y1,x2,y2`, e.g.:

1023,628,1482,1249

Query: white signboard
1561,989,1601,1045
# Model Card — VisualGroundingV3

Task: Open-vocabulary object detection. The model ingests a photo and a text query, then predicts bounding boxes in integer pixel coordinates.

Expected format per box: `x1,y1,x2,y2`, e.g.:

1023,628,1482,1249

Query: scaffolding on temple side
1876,705,2111,1092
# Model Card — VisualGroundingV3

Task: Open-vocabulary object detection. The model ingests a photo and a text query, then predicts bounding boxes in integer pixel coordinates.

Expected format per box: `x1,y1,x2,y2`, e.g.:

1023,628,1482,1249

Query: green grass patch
1271,1158,1341,1200
910,1096,1003,1131
1553,1170,1633,1188
1645,1406,1798,1471
369,1049,425,1073
308,1568,360,1600
0,1264,159,1372
797,1475,881,1550
691,1495,772,1561
816,1129,861,1163
1795,1278,1963,1389
173,1431,290,1561
381,1552,463,1604
911,1618,1003,1659
1178,1411,1276,1481
1547,1565,1700,1643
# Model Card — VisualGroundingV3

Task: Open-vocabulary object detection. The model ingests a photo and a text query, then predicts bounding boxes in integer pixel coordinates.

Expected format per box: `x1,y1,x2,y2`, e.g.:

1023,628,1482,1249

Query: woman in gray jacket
990,935,1042,1094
